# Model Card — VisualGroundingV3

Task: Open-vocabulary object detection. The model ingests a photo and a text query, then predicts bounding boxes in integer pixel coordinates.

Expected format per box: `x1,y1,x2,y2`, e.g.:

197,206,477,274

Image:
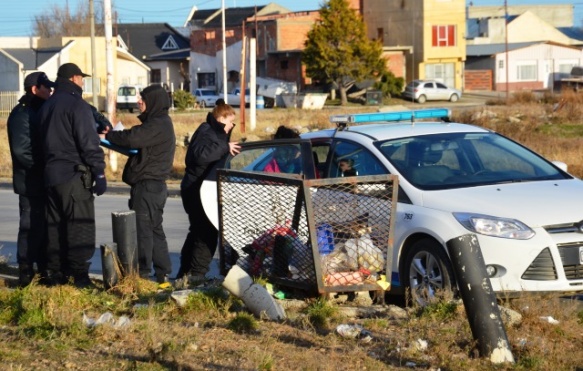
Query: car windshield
377,132,569,190
201,90,217,96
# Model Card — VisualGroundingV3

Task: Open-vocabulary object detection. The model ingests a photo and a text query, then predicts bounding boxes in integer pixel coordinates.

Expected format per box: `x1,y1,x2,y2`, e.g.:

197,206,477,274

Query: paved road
0,188,220,280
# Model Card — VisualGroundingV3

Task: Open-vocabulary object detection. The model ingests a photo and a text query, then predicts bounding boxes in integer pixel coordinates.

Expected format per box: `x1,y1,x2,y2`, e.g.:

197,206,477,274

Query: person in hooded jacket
7,71,55,286
38,63,107,288
104,84,176,283
176,100,240,280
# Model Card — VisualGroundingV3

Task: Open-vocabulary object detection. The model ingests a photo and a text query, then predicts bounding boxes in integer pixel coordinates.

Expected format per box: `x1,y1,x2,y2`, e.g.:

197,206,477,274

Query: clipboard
100,139,138,156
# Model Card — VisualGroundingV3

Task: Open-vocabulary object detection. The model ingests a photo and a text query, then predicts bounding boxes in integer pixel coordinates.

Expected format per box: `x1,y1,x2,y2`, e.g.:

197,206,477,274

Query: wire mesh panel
218,170,398,296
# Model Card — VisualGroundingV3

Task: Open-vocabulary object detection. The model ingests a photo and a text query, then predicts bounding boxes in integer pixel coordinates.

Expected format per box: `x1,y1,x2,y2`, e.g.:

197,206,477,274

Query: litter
83,312,131,329
539,316,560,324
336,324,373,342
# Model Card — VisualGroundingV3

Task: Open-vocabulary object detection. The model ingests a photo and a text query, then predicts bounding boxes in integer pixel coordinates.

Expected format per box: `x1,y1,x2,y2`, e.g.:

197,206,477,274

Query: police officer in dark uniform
7,71,55,286
38,63,107,288
104,84,176,283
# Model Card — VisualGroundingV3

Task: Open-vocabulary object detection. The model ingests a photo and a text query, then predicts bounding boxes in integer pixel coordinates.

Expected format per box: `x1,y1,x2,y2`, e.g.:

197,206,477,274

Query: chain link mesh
218,170,397,295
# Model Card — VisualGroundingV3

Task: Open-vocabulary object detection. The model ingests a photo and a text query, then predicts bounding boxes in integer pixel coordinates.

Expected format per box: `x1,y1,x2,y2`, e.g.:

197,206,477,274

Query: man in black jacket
7,72,55,286
105,84,176,283
38,63,107,288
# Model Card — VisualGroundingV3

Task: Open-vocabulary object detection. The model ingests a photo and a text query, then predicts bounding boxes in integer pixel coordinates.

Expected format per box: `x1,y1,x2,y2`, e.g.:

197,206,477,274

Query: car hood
420,179,583,227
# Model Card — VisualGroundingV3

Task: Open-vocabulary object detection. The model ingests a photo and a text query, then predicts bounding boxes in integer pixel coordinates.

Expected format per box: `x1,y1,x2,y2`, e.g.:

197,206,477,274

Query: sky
0,0,581,37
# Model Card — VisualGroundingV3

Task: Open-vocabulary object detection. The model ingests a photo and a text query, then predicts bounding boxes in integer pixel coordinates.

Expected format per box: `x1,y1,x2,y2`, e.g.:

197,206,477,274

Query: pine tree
302,0,387,105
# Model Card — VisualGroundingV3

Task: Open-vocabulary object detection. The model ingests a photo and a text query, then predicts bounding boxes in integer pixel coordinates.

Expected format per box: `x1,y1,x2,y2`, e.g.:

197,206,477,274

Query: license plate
580,246,583,265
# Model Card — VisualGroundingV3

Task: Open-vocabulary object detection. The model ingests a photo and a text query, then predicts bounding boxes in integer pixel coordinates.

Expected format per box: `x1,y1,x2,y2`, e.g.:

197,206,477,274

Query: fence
217,169,398,296
0,91,19,117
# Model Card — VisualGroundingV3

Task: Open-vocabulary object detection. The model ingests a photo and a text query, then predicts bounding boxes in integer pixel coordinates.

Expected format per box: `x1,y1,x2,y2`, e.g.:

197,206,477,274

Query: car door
423,82,437,101
200,139,315,229
435,82,450,100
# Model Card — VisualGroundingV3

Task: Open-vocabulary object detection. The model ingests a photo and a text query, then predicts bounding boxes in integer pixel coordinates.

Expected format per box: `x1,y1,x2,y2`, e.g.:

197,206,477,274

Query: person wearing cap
104,84,176,283
37,62,107,288
7,71,55,286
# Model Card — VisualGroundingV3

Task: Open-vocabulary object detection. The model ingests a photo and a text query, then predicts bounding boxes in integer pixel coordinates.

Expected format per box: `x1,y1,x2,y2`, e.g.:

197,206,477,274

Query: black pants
17,194,46,271
177,186,218,278
129,180,171,278
45,176,95,277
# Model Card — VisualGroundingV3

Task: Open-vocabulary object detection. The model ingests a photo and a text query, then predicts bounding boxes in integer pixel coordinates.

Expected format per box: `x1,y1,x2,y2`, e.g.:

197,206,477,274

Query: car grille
558,242,583,280
521,248,557,281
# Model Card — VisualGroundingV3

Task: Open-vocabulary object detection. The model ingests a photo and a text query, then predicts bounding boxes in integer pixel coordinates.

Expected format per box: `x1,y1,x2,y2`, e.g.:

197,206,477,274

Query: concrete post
112,210,138,276
446,234,514,364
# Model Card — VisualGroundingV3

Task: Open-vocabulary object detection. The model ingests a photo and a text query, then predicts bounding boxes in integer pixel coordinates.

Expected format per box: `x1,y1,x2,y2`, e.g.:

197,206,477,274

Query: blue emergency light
329,108,451,124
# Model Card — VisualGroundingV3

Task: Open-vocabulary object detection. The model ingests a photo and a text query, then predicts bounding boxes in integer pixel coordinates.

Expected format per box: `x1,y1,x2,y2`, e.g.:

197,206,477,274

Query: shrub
374,71,404,98
173,90,196,110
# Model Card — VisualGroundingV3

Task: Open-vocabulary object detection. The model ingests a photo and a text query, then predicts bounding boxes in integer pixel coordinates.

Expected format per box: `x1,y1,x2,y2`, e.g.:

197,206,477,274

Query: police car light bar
329,108,451,124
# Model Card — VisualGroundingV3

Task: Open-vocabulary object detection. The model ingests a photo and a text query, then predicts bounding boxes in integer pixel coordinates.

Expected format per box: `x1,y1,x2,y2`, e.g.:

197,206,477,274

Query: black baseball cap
57,63,91,79
24,72,56,89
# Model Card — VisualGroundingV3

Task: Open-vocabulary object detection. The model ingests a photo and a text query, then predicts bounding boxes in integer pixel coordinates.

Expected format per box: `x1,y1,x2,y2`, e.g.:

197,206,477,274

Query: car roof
301,121,490,141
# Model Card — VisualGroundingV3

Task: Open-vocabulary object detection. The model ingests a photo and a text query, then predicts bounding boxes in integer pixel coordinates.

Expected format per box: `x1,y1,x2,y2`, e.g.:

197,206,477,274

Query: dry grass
1,94,583,369
0,276,581,370
2,93,583,181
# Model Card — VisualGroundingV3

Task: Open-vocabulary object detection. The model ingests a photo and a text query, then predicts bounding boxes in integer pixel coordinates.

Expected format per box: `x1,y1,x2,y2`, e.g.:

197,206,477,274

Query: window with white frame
516,62,537,81
432,25,456,47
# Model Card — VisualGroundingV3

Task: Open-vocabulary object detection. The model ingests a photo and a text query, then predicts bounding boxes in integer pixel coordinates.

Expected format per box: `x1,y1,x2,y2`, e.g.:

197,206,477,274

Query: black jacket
181,112,230,192
106,84,176,186
7,93,46,196
38,78,105,187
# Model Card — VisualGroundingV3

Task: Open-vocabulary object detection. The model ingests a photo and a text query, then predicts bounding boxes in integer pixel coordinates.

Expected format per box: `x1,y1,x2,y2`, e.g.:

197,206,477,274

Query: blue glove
92,174,107,196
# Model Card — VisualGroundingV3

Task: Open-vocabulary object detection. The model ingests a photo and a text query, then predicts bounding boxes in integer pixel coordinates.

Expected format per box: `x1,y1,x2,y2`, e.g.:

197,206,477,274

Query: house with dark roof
115,23,191,91
185,3,302,95
0,36,149,110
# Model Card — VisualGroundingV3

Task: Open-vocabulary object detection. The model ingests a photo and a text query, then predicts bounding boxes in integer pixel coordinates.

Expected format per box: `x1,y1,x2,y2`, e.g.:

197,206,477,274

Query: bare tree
34,2,116,37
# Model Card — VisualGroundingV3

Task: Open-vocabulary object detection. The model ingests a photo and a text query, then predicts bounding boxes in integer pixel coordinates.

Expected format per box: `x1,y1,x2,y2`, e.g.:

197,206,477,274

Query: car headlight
453,212,535,240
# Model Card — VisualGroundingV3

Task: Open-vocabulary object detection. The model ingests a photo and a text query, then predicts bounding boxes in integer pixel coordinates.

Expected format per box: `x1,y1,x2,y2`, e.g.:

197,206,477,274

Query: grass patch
227,312,258,333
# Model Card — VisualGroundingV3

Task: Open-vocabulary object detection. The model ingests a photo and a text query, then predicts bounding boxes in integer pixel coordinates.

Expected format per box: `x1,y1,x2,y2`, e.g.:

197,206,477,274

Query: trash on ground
539,315,560,324
415,338,428,351
171,289,197,307
336,324,373,342
83,311,131,328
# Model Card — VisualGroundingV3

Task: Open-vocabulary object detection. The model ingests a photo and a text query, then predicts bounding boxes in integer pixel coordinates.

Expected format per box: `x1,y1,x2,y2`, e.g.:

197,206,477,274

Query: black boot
72,272,95,289
18,264,34,287
40,270,67,286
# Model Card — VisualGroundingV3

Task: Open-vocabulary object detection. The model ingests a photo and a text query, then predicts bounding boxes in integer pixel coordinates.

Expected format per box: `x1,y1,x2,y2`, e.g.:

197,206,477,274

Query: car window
326,141,386,178
378,132,567,190
423,82,434,88
436,82,448,89
224,142,307,175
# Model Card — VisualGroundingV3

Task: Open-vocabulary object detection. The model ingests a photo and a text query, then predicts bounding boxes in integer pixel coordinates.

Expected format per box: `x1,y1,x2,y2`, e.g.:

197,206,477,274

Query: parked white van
117,85,143,113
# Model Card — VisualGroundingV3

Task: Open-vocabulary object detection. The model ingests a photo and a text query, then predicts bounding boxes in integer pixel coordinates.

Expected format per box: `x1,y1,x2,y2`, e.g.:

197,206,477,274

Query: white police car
203,108,583,303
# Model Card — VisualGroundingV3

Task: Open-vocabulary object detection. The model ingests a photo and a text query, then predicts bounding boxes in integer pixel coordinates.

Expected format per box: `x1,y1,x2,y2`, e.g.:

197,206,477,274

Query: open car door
200,139,315,229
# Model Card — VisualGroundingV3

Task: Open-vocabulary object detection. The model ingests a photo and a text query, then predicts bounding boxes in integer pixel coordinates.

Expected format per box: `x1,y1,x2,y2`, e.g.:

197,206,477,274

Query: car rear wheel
449,94,459,102
128,108,134,113
417,95,427,104
403,238,456,306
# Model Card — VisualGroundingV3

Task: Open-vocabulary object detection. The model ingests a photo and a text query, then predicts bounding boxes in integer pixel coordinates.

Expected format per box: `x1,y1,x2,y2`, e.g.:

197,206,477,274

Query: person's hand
92,174,107,196
229,141,241,156
99,133,106,139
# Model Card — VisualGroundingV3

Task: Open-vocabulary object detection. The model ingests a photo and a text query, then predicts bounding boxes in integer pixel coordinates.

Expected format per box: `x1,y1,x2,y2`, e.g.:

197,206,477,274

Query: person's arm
7,109,34,169
74,104,106,176
186,125,229,168
105,119,166,149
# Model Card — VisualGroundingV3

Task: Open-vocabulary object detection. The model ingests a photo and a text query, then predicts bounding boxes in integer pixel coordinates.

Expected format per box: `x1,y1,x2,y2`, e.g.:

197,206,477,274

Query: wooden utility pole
89,0,98,108
239,21,247,134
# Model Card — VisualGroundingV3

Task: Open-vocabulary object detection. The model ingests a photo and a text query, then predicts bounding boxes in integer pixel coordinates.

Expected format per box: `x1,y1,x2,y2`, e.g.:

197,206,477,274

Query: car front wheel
403,238,456,306
417,95,427,104
449,94,459,102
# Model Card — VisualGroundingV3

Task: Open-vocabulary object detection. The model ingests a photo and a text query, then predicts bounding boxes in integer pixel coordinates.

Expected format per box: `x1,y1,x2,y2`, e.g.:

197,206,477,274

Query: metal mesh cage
218,170,398,295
